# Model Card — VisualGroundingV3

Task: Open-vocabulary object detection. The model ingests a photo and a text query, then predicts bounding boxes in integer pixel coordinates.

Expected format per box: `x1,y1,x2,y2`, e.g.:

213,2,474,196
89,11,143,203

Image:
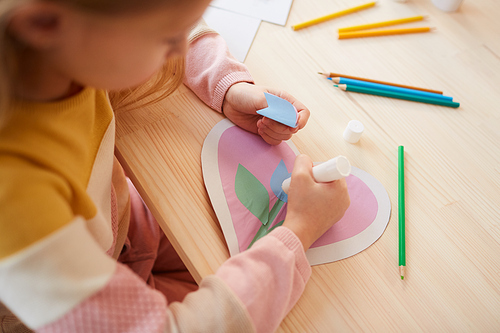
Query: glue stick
281,156,351,194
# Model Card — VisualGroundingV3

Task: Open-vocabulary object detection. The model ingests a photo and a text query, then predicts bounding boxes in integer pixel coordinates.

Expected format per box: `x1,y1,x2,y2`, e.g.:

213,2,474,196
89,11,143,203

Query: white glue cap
431,0,463,12
343,120,364,144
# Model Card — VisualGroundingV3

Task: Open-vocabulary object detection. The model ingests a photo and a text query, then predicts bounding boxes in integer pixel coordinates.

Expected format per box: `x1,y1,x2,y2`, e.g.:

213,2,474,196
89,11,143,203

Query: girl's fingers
257,129,281,145
291,154,313,179
260,116,298,134
258,121,294,144
262,88,311,129
295,108,310,130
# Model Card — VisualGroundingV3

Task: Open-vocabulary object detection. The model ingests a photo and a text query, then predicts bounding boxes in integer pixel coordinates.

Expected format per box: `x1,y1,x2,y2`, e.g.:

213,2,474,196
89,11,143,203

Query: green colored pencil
335,84,460,108
398,146,406,280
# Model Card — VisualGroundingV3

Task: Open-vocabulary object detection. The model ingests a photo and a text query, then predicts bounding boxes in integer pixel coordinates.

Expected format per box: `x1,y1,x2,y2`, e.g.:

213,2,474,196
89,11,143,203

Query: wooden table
115,0,500,331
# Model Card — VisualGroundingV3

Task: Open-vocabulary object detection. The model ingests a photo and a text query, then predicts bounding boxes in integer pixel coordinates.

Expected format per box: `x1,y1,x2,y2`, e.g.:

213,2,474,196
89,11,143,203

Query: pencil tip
401,276,404,280
334,85,339,87
327,77,332,80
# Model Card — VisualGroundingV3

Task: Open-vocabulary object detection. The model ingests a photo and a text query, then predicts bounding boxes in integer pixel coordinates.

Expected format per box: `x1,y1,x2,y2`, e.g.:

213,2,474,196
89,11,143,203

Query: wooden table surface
115,0,500,331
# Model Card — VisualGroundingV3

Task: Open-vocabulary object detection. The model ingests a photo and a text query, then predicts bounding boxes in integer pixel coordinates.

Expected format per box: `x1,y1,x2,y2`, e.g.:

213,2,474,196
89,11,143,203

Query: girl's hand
222,83,310,145
283,155,351,251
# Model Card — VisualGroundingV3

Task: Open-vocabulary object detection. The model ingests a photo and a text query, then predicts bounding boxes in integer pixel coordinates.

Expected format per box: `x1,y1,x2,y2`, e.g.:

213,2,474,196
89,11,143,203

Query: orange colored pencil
339,27,432,39
318,72,443,95
338,15,426,33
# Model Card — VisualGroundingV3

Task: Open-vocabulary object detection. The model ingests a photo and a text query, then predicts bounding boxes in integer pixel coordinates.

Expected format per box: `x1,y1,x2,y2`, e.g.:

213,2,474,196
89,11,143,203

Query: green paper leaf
235,164,269,225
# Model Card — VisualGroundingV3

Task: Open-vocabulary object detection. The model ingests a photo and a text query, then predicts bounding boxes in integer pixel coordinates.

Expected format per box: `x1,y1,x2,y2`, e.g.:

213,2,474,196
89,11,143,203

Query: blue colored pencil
331,77,453,101
335,84,460,108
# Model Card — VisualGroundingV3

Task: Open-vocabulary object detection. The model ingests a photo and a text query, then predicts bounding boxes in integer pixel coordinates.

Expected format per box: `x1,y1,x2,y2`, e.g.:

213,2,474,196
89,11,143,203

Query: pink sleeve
37,264,255,333
37,264,168,333
216,226,312,333
184,33,254,112
35,227,309,333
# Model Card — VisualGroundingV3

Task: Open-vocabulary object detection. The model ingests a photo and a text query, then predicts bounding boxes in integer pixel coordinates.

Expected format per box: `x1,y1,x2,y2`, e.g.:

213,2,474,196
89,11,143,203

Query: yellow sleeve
0,155,74,259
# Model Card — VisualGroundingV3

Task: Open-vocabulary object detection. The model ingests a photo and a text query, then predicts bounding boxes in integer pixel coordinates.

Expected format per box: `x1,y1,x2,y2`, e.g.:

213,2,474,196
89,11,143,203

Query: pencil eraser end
343,120,364,144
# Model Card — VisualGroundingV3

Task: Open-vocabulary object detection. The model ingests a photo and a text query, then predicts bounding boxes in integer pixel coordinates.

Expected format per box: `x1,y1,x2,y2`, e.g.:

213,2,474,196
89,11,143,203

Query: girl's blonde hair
108,57,185,111
0,0,185,126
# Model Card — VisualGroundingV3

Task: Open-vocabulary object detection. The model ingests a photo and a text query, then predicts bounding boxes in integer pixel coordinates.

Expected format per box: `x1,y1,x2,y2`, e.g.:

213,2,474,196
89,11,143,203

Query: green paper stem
269,220,284,233
248,223,271,249
248,199,286,249
268,199,285,226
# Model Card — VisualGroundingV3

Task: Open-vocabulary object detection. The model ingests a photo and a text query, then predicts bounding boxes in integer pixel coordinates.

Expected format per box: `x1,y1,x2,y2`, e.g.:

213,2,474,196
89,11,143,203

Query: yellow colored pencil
338,15,426,33
338,27,433,39
292,1,377,31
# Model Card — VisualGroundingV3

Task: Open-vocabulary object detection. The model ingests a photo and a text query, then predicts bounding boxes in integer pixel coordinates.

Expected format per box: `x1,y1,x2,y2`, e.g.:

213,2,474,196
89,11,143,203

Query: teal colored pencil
332,77,453,101
398,146,406,280
335,84,460,108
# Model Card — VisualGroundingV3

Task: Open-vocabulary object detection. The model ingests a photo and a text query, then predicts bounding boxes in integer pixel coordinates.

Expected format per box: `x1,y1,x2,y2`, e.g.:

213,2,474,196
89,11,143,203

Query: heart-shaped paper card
202,119,391,265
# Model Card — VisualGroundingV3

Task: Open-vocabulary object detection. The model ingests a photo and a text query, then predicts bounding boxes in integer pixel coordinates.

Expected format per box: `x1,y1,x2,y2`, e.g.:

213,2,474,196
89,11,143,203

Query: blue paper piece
256,93,298,128
270,159,291,202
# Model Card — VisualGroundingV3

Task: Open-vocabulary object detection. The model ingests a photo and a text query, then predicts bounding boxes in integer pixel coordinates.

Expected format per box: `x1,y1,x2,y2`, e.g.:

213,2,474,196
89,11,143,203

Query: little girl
0,0,350,332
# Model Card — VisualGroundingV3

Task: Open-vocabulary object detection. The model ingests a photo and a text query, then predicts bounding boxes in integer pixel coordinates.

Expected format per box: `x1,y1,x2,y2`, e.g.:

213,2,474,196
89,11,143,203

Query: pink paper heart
202,119,391,265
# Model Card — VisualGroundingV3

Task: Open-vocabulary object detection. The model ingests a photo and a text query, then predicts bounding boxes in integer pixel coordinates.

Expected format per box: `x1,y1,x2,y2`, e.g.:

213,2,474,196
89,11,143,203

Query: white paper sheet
203,7,261,62
210,0,293,26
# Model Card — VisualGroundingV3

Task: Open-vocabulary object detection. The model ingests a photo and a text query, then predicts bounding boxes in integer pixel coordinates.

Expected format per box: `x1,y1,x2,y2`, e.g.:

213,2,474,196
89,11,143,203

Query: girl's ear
8,2,65,49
